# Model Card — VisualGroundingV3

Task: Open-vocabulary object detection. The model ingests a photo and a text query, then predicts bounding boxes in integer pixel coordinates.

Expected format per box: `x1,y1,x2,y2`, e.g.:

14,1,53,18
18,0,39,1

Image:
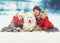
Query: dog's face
23,12,36,31
26,15,33,24
24,12,36,24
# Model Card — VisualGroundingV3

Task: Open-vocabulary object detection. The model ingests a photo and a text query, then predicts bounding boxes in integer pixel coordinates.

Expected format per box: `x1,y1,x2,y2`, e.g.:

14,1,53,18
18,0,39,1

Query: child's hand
34,25,42,31
16,27,23,32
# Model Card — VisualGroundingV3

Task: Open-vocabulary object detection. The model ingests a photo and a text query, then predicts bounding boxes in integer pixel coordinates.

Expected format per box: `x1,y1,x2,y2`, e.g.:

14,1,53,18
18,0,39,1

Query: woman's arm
42,16,49,30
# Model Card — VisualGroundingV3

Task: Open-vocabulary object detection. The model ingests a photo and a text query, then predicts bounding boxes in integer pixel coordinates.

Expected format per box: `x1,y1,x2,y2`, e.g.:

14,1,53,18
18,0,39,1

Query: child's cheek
20,17,23,19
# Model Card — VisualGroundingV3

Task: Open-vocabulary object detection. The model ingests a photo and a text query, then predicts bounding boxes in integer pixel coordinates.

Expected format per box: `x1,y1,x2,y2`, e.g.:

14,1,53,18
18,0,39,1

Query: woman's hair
33,6,41,11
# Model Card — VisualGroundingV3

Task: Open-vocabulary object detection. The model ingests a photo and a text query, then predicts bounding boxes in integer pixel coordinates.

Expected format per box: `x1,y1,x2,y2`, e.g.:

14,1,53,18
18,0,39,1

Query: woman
33,6,54,31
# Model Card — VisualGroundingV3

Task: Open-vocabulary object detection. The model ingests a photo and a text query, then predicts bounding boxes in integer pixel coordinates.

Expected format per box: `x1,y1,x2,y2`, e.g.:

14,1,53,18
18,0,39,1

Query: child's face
18,15,23,20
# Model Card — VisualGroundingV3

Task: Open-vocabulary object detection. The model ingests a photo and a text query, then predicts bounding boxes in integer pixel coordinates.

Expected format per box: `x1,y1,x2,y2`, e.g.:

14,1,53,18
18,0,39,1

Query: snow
0,32,60,43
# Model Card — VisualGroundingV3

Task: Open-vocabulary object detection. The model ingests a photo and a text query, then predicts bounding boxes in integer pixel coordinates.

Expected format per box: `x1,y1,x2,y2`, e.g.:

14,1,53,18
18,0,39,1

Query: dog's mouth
29,20,31,23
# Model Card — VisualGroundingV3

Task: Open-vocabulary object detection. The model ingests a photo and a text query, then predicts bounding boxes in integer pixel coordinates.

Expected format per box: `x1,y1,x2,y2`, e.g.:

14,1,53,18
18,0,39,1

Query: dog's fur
23,12,36,31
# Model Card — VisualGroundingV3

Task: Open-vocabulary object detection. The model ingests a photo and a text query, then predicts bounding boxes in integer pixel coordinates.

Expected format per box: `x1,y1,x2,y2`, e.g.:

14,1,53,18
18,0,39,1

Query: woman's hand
34,25,42,31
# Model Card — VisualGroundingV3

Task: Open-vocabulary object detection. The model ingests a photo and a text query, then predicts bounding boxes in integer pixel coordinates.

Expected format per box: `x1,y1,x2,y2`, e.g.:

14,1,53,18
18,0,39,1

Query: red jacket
13,16,24,25
36,16,54,30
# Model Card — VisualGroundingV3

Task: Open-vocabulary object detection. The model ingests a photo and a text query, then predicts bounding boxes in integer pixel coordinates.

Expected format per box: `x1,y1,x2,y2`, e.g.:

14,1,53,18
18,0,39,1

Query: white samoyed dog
23,12,36,31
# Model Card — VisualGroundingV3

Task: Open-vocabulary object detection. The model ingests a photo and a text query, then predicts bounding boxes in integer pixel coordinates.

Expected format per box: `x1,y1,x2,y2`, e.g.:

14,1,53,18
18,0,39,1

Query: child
13,12,24,31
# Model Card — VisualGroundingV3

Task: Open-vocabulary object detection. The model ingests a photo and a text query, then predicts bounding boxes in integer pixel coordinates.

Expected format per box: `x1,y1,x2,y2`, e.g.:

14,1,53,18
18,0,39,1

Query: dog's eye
27,17,29,18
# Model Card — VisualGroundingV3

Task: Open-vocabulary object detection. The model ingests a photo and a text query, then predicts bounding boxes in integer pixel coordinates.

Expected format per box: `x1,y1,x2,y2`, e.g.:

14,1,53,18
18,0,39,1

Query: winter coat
35,11,54,30
13,16,24,25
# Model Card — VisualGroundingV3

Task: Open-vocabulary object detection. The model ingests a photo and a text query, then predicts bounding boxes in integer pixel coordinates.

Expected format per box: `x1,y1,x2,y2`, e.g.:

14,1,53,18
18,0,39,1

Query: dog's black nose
29,20,31,22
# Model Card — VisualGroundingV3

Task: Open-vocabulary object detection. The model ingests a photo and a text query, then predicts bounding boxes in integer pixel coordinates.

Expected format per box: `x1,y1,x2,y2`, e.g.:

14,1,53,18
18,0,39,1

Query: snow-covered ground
0,32,60,43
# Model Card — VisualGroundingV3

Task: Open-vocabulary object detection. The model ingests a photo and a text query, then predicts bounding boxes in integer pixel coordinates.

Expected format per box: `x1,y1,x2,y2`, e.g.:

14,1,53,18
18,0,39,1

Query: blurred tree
49,0,60,13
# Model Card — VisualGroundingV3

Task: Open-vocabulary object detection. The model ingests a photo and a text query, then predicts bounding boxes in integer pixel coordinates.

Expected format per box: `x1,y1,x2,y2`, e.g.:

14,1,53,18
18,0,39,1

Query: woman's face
33,9,40,16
